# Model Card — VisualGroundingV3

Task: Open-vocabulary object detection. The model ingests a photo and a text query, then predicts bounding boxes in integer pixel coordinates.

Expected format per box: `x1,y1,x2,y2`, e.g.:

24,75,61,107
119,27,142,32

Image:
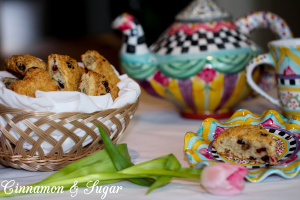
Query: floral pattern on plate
184,109,300,182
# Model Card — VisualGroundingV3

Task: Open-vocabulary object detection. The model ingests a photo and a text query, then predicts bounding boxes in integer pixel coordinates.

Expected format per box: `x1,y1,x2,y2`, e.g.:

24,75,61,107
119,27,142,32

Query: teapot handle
235,11,293,39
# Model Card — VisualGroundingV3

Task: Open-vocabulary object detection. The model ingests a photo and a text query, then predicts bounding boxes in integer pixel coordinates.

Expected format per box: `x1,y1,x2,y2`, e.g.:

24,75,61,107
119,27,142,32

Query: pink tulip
200,163,248,196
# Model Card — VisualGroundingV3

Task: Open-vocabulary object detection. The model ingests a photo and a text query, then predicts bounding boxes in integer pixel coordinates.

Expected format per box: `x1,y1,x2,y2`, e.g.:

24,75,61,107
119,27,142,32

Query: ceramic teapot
112,0,292,119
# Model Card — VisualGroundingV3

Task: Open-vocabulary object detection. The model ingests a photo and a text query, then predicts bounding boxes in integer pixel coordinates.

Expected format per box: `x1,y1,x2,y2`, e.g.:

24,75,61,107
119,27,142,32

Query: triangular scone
5,54,47,79
81,50,120,85
213,125,278,165
48,54,83,91
11,68,59,97
79,70,119,100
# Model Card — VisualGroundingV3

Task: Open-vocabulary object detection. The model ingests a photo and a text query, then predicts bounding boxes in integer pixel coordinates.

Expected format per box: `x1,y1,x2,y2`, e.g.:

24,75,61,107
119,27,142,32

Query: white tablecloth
0,91,299,200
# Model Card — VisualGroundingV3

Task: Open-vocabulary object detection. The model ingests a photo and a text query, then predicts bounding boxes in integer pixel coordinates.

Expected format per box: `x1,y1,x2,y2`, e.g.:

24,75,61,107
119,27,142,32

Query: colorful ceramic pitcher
112,0,292,119
247,38,300,118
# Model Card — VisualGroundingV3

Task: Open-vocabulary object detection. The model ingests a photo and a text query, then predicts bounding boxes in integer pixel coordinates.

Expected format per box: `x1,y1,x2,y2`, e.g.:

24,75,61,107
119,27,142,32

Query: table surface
0,91,299,200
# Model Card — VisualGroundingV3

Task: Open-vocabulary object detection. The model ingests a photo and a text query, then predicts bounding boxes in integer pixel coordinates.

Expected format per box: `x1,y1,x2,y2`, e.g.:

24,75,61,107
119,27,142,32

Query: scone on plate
79,70,119,100
48,54,84,91
213,125,278,165
81,50,120,85
5,54,47,78
11,68,59,97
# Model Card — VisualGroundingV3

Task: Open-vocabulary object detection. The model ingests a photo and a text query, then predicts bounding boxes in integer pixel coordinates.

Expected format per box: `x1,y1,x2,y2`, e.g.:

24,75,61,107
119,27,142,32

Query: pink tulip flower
200,163,248,196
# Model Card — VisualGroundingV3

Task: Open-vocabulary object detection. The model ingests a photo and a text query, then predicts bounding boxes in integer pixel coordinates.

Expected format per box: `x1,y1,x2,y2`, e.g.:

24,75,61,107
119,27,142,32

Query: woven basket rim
0,100,138,114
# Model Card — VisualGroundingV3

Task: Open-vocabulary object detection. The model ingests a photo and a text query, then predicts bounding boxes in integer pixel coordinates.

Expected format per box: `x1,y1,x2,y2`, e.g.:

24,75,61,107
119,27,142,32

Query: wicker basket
0,99,139,171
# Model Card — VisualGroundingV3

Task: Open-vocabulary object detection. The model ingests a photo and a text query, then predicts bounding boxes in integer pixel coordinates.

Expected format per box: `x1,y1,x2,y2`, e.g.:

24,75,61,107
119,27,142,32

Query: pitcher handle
246,53,281,107
235,11,293,39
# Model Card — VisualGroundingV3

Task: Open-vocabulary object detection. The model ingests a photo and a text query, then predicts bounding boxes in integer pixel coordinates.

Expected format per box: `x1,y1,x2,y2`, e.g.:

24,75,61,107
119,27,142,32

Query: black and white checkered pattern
277,77,300,86
121,24,148,54
121,23,253,55
151,27,252,55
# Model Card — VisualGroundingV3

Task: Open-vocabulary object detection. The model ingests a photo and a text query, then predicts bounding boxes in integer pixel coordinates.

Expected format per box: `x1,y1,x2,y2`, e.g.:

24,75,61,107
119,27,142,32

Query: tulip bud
200,163,248,196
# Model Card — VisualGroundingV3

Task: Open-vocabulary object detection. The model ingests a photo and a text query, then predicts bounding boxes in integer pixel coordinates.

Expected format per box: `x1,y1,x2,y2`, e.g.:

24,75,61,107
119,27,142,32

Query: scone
213,125,278,165
81,50,120,85
0,77,19,89
48,54,83,91
5,54,47,78
79,70,119,100
11,68,59,97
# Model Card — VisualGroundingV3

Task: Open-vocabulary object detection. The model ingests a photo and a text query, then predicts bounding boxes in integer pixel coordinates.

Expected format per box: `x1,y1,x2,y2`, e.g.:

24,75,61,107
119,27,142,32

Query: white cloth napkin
0,71,140,113
0,70,141,153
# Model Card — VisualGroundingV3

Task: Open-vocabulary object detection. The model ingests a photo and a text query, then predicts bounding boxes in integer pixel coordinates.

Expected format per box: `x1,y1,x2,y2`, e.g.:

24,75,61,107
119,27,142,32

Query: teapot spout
112,13,157,80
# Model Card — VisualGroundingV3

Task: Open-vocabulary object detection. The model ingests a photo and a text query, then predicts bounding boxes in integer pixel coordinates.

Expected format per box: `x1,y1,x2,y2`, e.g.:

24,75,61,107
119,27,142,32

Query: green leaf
97,125,134,169
40,143,130,185
146,176,172,194
179,167,202,176
119,154,201,194
120,154,176,173
97,124,154,186
146,154,181,194
119,154,201,179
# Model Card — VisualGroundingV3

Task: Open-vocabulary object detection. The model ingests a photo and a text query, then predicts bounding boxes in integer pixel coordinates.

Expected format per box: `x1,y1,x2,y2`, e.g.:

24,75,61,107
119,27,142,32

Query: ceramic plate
184,109,300,182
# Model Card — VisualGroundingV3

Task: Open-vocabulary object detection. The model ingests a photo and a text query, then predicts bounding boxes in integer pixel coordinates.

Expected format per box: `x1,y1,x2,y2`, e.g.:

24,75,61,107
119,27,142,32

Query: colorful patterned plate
184,109,300,182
